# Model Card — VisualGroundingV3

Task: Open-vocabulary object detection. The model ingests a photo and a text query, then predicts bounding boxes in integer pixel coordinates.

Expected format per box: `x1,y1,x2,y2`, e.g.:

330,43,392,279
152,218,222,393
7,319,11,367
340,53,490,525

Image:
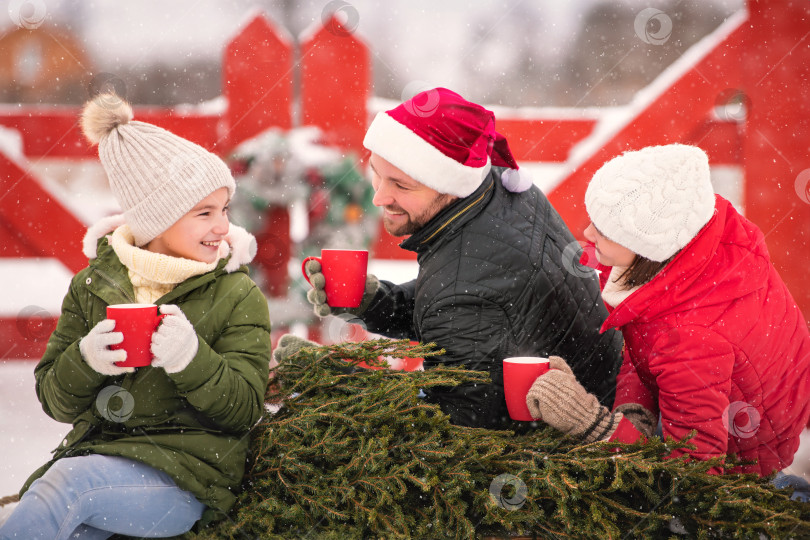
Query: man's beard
381,193,457,237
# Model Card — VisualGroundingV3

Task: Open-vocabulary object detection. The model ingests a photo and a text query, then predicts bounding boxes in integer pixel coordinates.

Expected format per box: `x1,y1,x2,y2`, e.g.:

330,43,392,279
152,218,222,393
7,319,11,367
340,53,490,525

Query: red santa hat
363,87,531,197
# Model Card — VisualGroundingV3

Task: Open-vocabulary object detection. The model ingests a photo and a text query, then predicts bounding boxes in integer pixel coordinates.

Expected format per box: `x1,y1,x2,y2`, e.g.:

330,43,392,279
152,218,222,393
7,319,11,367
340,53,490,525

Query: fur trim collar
222,222,258,273
82,214,257,273
83,214,126,259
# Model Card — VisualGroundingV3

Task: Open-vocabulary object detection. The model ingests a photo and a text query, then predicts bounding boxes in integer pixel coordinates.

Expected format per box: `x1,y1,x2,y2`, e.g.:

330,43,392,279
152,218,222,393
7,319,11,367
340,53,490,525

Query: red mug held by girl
107,304,167,367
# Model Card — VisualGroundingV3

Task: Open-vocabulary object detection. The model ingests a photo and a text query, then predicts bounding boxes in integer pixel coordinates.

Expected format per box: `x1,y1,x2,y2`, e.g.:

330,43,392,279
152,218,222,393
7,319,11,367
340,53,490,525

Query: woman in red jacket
526,144,810,483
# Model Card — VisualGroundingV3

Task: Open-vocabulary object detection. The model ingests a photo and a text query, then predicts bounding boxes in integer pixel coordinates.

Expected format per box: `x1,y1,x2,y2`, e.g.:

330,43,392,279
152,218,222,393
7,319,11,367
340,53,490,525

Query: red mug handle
154,311,170,331
301,256,322,285
147,311,171,363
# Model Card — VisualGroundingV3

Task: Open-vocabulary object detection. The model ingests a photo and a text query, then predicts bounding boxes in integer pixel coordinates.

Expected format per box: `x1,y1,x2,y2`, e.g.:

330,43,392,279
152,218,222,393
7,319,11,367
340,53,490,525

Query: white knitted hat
80,94,235,246
585,144,715,262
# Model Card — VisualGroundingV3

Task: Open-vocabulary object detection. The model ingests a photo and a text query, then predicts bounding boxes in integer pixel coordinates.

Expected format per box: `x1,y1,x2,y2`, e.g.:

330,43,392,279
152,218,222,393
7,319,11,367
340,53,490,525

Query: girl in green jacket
0,95,272,539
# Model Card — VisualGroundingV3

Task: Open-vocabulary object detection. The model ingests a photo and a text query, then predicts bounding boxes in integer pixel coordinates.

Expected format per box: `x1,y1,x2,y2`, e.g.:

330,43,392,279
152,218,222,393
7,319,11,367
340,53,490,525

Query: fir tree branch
189,340,810,540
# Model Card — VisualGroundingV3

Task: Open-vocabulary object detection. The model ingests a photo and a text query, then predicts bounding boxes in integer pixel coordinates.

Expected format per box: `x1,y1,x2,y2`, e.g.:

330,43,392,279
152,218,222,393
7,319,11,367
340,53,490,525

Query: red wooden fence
1,3,809,359
222,14,293,150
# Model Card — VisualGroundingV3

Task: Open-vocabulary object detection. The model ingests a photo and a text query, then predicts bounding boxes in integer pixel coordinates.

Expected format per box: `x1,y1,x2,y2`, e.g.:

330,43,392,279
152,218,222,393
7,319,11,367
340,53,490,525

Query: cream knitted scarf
110,225,225,304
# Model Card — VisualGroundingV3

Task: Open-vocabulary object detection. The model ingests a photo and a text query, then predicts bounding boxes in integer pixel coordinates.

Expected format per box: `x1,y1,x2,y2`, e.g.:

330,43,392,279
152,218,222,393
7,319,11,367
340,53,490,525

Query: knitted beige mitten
526,356,621,443
613,403,657,438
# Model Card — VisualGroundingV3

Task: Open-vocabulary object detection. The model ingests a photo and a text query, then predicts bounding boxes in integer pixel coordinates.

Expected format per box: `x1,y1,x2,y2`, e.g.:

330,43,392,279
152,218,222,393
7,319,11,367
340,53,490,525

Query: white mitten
150,304,198,374
79,319,133,376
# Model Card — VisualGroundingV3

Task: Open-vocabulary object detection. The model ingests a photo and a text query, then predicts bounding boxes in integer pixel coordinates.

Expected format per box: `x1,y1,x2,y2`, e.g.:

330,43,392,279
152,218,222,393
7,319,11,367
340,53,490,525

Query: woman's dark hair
616,253,675,289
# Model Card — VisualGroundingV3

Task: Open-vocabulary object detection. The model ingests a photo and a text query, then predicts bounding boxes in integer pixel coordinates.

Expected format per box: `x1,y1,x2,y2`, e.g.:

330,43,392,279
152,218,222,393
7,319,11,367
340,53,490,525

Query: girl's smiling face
583,222,637,267
144,187,230,263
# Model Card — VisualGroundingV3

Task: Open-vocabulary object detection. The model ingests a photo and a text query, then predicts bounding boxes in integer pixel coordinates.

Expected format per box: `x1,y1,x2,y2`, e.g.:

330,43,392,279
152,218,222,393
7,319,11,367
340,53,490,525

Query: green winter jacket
22,218,272,524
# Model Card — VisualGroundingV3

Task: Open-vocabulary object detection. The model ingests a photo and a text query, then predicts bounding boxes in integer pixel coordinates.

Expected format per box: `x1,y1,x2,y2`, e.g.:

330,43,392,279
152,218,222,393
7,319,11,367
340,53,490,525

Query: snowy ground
0,360,71,522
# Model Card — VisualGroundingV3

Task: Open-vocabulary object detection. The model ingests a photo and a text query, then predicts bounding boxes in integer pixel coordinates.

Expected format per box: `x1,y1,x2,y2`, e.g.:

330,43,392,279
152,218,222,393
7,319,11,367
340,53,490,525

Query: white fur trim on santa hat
363,111,491,198
585,144,715,262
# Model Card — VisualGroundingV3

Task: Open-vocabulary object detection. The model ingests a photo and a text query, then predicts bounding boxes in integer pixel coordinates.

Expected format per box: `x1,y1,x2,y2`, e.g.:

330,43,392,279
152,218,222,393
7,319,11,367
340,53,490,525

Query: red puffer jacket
602,195,810,476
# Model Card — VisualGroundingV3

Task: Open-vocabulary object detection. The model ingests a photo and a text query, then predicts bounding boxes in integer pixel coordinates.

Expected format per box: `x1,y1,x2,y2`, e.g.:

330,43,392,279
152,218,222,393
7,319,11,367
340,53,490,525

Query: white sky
2,0,744,99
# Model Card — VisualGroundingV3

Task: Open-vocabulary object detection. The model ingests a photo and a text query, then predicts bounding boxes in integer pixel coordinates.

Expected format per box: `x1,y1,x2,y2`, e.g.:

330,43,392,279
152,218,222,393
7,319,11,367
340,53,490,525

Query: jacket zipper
420,181,494,245
93,267,136,304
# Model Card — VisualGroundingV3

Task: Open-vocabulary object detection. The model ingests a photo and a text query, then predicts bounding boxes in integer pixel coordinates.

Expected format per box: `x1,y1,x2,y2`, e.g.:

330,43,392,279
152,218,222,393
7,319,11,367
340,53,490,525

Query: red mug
302,249,369,308
503,357,551,421
107,304,167,368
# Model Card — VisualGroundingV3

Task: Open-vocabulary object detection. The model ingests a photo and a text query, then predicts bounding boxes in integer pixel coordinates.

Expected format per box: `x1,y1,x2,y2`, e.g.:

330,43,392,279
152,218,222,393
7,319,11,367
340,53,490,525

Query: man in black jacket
301,88,622,429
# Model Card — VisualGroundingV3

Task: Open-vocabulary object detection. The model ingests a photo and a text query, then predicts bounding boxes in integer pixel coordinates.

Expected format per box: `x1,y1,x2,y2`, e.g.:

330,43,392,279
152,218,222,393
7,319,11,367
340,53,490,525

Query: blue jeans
772,471,810,502
0,454,205,539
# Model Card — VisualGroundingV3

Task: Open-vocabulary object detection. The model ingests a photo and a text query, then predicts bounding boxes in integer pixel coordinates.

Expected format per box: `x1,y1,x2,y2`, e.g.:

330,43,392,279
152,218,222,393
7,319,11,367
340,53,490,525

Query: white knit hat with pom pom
585,144,715,262
80,94,235,246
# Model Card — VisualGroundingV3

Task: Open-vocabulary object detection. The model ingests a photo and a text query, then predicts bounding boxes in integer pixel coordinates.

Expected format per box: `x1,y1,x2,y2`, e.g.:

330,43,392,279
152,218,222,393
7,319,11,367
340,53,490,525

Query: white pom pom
501,168,533,193
80,94,133,145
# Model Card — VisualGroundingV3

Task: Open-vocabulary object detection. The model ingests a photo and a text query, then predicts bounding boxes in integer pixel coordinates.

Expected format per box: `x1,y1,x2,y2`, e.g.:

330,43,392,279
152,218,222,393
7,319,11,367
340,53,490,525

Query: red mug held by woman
503,357,551,421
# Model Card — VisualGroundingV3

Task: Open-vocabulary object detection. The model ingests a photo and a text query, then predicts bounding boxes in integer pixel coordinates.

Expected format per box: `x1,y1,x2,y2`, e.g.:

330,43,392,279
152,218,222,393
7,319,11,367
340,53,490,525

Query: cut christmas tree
190,340,810,539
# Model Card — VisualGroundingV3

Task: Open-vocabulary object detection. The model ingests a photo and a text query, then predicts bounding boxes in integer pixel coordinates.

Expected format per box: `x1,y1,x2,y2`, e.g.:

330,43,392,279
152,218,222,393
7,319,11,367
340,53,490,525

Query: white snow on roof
566,8,748,169
0,258,73,316
173,95,228,116
0,125,24,164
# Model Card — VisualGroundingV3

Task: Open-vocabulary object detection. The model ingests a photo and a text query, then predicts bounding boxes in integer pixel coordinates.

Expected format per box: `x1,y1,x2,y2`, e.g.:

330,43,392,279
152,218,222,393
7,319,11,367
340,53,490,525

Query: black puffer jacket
363,169,623,429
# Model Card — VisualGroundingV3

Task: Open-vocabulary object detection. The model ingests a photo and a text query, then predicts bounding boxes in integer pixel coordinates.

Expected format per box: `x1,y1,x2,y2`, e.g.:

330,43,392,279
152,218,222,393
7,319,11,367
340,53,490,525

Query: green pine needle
189,340,810,539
